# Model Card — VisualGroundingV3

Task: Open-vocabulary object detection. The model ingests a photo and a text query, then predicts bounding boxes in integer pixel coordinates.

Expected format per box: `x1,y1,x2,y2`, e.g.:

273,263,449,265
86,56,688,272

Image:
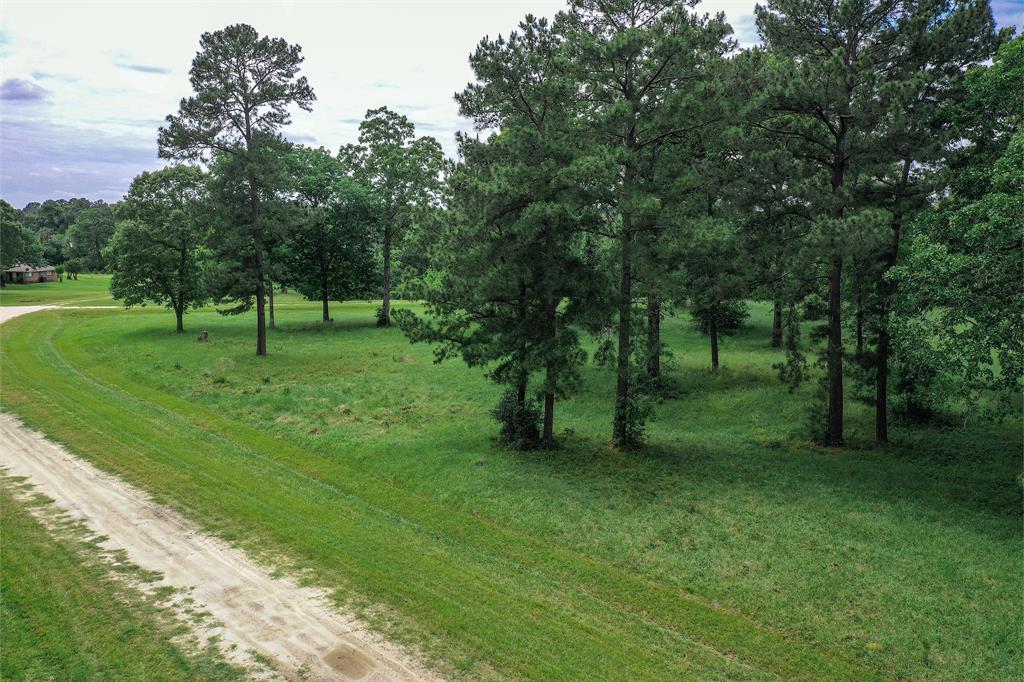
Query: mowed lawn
0,274,119,307
0,286,1020,679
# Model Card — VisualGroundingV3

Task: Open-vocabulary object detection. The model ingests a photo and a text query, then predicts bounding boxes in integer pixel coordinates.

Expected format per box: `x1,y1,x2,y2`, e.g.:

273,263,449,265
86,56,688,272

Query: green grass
0,299,1020,680
0,478,244,681
0,274,117,306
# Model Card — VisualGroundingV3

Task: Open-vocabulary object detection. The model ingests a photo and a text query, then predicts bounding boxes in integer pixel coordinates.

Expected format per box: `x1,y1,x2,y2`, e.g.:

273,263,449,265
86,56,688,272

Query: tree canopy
107,165,211,331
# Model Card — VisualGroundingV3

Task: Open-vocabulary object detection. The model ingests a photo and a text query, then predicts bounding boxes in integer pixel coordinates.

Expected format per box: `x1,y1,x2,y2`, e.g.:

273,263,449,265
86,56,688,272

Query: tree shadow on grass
275,318,382,334
508,421,1021,542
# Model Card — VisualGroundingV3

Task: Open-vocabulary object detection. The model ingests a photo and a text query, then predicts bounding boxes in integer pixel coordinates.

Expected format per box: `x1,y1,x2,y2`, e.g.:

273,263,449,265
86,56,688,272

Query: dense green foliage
8,8,1017,449
106,165,211,331
339,107,444,326
0,199,41,272
891,37,1023,420
65,205,116,272
279,146,379,321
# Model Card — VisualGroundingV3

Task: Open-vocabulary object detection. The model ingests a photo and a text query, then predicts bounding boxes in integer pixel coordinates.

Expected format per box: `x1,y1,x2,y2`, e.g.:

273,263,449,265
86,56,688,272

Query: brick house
2,263,59,284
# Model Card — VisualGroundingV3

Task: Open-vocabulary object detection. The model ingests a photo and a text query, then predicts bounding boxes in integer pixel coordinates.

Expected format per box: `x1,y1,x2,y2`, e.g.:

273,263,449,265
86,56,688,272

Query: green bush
492,390,541,450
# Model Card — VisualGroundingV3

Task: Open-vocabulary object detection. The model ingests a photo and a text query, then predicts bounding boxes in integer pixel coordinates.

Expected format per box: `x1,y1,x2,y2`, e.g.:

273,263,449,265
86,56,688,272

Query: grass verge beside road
0,479,244,681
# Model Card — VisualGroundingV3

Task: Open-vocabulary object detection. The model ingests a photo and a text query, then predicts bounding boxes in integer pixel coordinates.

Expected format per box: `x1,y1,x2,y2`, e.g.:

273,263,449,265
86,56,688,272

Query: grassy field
0,478,244,680
0,285,1020,679
0,274,119,306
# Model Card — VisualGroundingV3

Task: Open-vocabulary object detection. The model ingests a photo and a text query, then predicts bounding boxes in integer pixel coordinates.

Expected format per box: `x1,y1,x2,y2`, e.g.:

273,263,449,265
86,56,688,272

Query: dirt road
0,304,117,324
0,306,436,681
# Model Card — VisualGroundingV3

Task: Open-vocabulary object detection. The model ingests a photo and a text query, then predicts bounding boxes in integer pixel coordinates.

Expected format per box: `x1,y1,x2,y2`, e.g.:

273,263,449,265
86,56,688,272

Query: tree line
3,1,1019,452
1,197,116,278
403,0,1020,449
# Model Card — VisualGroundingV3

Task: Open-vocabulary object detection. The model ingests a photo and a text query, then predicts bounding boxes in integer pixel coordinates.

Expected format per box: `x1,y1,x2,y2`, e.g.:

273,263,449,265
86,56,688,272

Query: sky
0,0,1020,209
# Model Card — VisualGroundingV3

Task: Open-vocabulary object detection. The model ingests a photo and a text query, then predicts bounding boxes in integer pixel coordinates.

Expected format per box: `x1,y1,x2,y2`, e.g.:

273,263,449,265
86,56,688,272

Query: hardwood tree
19,198,94,266
890,36,1022,421
1,200,42,281
64,258,83,280
66,204,116,271
106,165,211,332
854,0,1001,441
280,145,378,322
339,107,444,327
158,23,315,355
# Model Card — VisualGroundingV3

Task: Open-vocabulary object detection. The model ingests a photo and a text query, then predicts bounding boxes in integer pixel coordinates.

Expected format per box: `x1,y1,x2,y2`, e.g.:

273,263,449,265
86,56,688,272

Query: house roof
3,263,54,273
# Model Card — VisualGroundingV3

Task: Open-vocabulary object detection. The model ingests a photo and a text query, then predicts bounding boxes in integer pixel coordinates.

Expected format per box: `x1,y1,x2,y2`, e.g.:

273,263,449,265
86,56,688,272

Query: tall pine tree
159,24,314,355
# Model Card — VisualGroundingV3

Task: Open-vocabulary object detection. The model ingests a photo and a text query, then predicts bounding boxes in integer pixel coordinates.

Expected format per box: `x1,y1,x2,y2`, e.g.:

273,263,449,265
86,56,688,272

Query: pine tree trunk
771,297,783,348
876,159,912,443
824,115,848,446
254,244,267,357
825,254,844,446
710,318,720,370
875,316,890,443
245,120,267,357
516,279,528,409
613,220,633,448
176,246,187,334
855,269,865,362
543,390,554,448
268,278,276,330
543,231,557,448
379,226,392,327
646,294,661,382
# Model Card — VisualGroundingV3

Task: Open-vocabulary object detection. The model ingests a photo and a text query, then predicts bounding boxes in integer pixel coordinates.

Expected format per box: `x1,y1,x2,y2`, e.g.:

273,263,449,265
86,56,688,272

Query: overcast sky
0,1,1020,209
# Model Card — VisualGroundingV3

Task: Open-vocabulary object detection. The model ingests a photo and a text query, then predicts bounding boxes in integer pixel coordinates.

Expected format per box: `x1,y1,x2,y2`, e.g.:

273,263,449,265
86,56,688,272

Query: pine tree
401,16,601,448
559,0,733,447
754,0,998,445
159,24,315,355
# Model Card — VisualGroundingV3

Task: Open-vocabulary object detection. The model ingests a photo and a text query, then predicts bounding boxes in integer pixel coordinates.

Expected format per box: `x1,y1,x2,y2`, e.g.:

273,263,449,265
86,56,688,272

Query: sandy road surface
0,306,436,681
0,305,58,322
0,304,117,323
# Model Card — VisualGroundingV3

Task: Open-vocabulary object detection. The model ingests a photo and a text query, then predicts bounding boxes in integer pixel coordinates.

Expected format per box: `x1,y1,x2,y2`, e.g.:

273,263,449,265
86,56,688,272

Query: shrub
612,391,653,449
691,300,749,335
492,390,541,450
